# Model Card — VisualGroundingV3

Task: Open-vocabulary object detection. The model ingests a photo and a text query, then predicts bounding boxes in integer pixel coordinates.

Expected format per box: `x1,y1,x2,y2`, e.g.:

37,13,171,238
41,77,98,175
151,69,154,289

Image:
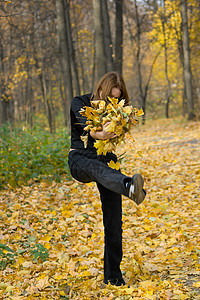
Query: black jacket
70,93,96,150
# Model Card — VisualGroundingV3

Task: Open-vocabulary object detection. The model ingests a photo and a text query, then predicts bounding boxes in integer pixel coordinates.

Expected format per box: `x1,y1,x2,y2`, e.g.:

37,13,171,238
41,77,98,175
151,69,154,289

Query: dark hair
92,72,129,105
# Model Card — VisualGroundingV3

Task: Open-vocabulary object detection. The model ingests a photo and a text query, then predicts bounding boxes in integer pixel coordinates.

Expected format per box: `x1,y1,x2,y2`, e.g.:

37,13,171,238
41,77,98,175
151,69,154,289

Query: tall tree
102,0,114,72
64,0,80,95
93,0,106,81
115,0,123,74
180,0,195,120
56,0,73,127
160,0,172,118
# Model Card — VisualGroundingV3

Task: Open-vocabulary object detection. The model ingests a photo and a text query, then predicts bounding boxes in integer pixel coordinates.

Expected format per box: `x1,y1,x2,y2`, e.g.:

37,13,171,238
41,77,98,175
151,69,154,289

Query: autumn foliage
0,119,200,299
80,97,144,155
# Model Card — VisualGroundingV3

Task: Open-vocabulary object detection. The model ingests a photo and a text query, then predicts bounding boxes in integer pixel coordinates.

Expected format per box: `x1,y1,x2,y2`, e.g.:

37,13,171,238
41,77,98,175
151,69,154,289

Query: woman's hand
90,122,117,140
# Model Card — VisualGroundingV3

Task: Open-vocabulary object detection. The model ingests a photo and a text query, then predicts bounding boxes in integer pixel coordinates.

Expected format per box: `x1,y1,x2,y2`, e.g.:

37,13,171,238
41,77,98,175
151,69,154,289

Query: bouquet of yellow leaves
80,97,144,155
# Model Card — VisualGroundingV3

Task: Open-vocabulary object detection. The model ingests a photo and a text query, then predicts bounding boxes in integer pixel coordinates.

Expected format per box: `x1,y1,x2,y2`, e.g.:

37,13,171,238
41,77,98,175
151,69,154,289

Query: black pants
68,149,131,283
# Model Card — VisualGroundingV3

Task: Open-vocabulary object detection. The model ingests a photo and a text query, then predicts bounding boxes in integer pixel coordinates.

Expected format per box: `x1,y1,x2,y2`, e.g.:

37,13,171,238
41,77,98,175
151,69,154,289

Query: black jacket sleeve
70,96,88,133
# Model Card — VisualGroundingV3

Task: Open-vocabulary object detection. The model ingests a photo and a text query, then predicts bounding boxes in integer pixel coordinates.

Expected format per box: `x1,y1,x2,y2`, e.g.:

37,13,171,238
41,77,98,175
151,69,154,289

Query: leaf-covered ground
0,119,200,300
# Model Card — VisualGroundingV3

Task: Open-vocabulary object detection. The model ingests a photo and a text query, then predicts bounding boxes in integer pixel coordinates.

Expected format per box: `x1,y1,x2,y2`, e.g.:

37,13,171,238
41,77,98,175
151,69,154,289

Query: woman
68,72,146,286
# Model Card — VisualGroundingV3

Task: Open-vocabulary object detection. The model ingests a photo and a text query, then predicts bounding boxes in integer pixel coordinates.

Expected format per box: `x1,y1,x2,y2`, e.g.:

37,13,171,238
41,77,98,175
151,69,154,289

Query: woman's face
99,87,121,99
110,87,121,98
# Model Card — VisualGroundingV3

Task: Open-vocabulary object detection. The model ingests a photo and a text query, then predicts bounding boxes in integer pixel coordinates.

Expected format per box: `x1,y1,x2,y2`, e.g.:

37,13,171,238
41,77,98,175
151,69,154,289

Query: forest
0,0,199,130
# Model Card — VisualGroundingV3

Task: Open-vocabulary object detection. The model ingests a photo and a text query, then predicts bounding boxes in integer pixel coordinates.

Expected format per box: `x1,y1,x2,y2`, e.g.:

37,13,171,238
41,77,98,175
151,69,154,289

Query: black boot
106,277,126,286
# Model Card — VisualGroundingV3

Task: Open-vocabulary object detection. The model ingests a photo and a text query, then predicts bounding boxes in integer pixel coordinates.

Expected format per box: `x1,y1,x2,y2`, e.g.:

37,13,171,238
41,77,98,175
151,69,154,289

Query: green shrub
0,123,71,189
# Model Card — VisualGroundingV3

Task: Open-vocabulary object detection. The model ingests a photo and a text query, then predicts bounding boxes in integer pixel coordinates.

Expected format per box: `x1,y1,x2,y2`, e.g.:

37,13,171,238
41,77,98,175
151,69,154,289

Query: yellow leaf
194,281,200,288
80,270,92,277
80,106,93,118
41,234,52,242
123,286,135,294
106,103,113,110
13,234,21,240
84,124,93,131
5,285,13,292
103,141,115,153
59,290,66,296
17,256,24,265
36,276,49,291
51,210,57,216
123,106,133,115
108,160,120,170
13,203,21,210
137,108,144,116
56,243,65,252
115,125,124,136
80,134,88,148
134,107,144,117
44,242,51,250
112,114,121,122
55,274,64,280
137,150,143,157
91,100,101,108
94,140,107,155
139,280,157,289
0,282,8,290
107,96,119,106
118,99,125,107
99,100,106,109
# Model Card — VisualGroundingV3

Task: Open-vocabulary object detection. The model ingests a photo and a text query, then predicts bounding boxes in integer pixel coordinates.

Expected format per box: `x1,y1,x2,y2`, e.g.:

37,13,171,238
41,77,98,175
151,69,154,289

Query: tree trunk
102,0,114,72
56,0,73,128
174,23,187,117
59,68,66,121
42,71,53,133
180,0,195,120
27,65,33,128
134,0,146,122
91,37,96,91
93,0,106,81
161,14,171,119
0,39,8,125
182,80,187,116
49,75,56,132
115,0,123,74
64,0,80,95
